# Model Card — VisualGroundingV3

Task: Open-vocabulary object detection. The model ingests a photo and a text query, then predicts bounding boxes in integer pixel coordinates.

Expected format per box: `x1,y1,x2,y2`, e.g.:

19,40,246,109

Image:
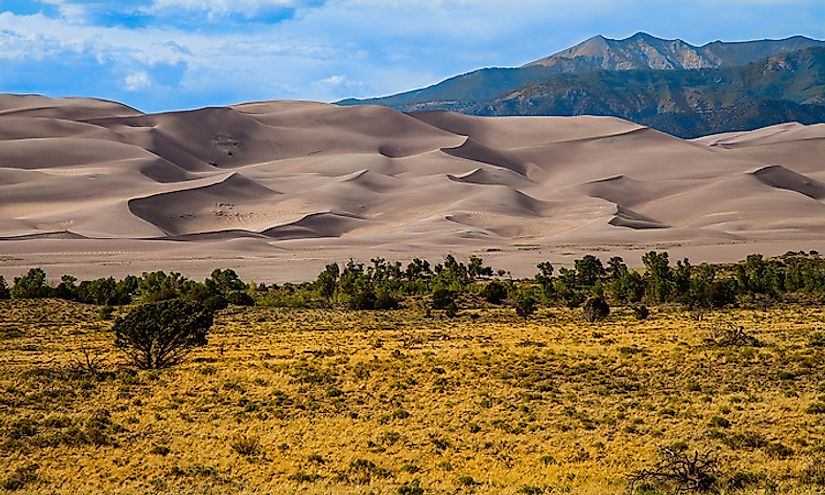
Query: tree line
5,250,822,370
2,250,824,313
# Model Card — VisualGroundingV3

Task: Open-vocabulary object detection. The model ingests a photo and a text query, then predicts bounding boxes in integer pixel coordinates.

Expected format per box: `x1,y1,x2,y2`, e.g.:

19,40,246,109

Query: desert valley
2,4,825,493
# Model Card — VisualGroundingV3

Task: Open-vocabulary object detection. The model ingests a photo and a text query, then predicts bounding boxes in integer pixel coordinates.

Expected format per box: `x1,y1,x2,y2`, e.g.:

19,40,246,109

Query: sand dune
1,94,824,281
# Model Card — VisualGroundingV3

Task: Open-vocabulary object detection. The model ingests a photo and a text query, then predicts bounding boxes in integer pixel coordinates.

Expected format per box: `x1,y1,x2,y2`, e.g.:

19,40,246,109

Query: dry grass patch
1,300,824,494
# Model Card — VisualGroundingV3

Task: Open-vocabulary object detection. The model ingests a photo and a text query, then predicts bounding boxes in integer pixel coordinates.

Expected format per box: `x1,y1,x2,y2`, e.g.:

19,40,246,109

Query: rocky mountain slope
339,34,825,137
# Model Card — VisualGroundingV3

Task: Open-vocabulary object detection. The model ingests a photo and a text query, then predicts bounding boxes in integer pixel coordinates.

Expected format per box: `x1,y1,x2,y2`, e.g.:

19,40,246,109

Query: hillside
339,35,825,137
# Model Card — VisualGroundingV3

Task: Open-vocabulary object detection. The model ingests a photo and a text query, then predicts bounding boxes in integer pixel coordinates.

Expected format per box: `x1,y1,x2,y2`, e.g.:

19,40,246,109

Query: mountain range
339,33,825,137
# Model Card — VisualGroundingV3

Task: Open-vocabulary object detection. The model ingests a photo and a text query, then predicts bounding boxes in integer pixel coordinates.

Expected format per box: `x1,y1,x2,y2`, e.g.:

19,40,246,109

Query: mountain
526,32,824,70
475,47,825,137
338,34,825,137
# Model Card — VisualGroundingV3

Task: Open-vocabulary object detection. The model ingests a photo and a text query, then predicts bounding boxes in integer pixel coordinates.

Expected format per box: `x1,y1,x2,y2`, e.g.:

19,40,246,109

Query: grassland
1,299,825,494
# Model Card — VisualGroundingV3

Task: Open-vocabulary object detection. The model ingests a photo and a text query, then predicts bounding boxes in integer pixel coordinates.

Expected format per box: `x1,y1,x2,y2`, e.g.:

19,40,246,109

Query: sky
0,0,823,112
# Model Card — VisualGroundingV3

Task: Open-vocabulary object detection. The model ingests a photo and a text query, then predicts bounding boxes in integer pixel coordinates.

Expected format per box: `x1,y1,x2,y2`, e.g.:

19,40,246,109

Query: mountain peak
625,31,659,41
525,33,825,70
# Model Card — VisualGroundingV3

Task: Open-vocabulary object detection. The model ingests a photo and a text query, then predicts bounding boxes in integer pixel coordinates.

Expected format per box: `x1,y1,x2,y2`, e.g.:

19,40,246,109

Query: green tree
468,256,493,279
139,271,186,302
53,274,78,300
205,269,245,295
735,254,780,296
11,268,51,299
113,299,213,369
642,251,674,304
534,262,555,299
574,255,605,287
314,263,340,301
0,276,9,299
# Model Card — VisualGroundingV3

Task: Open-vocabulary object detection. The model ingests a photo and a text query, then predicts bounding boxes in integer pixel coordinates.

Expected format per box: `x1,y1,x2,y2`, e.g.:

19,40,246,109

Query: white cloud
143,0,319,19
124,71,151,90
317,74,345,86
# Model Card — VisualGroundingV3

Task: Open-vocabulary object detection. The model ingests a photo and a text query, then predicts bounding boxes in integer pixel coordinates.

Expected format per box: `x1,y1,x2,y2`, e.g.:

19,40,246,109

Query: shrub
708,323,763,347
481,280,508,305
456,475,477,486
11,268,50,299
226,291,254,306
98,305,115,320
583,297,610,322
202,294,229,312
432,289,456,310
113,299,213,369
231,433,261,456
375,291,400,310
349,289,377,310
398,479,425,495
512,290,537,319
629,447,720,494
633,305,650,320
0,276,10,299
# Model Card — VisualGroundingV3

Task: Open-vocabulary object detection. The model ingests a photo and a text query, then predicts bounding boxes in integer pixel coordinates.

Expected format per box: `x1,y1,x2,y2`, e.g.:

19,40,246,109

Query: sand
0,94,823,283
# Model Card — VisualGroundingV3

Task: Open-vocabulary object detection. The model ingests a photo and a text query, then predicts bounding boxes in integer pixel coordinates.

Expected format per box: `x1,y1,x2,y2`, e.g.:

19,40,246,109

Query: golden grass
1,299,825,494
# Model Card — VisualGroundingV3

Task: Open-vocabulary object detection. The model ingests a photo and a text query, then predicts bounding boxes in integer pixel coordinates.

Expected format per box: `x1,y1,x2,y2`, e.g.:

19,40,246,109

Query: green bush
113,299,213,369
513,290,537,319
583,297,610,322
11,268,50,299
481,280,508,305
226,291,254,306
432,289,456,310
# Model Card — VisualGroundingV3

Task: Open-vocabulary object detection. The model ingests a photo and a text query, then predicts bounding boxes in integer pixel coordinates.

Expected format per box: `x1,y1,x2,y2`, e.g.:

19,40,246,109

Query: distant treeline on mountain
339,33,825,138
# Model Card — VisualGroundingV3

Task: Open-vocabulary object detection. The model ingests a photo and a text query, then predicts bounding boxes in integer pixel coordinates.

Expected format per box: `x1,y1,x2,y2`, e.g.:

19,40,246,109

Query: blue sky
1,0,823,112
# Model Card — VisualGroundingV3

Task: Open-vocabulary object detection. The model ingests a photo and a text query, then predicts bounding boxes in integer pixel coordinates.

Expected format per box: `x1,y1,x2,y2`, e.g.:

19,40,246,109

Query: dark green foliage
583,297,610,322
76,276,134,305
736,254,781,297
468,256,494,279
432,289,457,310
314,263,340,301
534,261,555,298
398,479,425,495
574,255,606,286
432,255,472,291
0,275,10,299
205,269,246,295
606,266,645,304
226,291,255,306
11,268,50,299
633,305,650,320
512,290,537,319
642,251,674,304
113,299,213,369
688,264,736,309
98,305,115,320
375,291,399,310
481,280,508,305
348,288,377,310
202,294,229,312
139,271,186,302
